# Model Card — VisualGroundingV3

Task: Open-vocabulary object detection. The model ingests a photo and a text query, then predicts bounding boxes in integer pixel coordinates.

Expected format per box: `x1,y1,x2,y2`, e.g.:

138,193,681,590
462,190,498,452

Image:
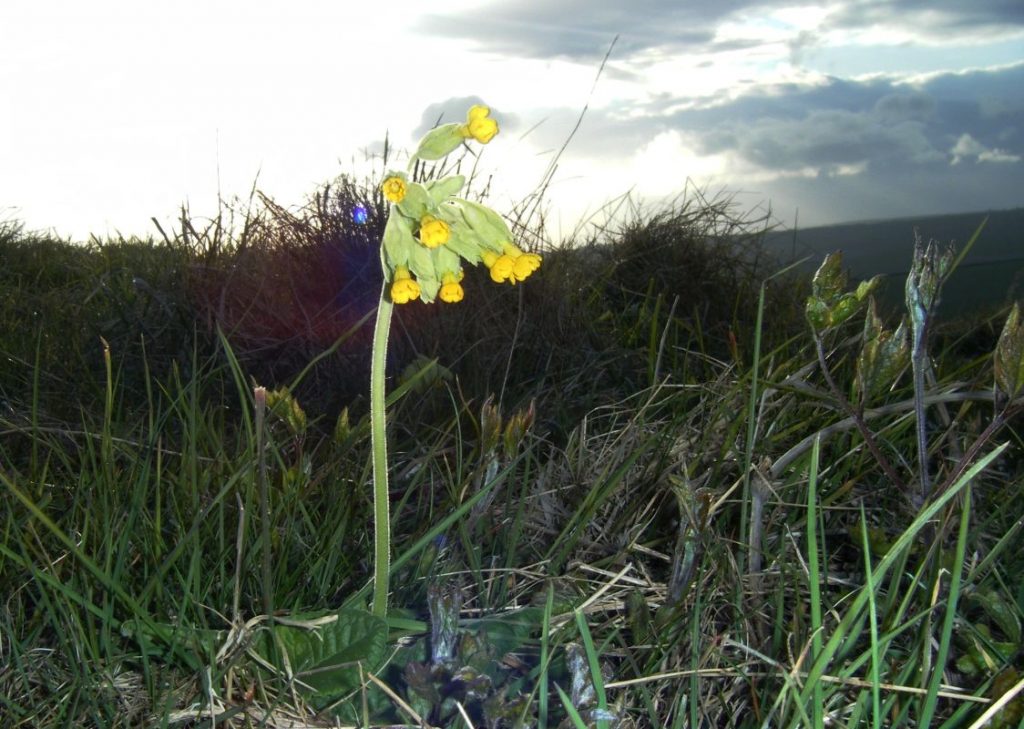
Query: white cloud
950,133,1021,165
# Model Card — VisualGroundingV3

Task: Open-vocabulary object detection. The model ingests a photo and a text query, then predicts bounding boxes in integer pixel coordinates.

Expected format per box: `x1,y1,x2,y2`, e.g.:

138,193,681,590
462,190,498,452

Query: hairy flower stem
370,286,394,618
814,335,906,491
911,350,931,503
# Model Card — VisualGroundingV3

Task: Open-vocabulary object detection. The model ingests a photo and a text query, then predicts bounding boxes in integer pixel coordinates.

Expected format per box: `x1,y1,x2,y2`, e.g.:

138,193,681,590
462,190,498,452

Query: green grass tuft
2,175,1022,726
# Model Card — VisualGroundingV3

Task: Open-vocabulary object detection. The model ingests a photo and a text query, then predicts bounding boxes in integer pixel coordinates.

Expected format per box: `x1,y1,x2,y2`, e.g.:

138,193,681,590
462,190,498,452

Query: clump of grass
2,175,1023,727
0,222,198,423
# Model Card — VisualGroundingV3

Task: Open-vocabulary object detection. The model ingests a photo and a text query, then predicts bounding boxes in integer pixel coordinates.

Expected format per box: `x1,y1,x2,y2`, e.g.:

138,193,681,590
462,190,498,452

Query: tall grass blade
806,435,824,729
919,486,971,727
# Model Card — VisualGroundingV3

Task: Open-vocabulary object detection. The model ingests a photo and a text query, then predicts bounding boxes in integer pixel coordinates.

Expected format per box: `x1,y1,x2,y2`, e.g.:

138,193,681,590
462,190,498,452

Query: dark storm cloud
738,149,1021,224
827,0,1024,34
520,63,1023,222
518,61,1023,171
417,0,1024,63
677,63,1024,173
688,64,1023,219
414,0,767,61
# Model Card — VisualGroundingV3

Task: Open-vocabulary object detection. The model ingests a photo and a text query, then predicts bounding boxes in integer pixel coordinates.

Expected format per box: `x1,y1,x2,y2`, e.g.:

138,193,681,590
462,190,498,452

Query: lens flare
353,205,368,224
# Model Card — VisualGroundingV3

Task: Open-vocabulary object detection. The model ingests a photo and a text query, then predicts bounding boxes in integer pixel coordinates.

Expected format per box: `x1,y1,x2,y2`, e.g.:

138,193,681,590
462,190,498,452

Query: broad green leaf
400,355,453,393
969,589,1022,644
805,253,877,331
253,609,388,704
828,294,861,328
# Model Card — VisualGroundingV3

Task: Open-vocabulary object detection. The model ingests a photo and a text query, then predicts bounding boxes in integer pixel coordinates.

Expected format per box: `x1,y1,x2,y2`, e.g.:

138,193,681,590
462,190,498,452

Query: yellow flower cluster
380,105,541,305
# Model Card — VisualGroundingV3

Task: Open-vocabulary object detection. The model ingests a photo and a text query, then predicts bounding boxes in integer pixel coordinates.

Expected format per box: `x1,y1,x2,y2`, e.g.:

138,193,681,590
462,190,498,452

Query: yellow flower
483,243,541,284
382,176,407,203
439,271,465,303
418,215,450,248
460,105,499,144
513,252,542,281
488,254,516,283
390,266,420,304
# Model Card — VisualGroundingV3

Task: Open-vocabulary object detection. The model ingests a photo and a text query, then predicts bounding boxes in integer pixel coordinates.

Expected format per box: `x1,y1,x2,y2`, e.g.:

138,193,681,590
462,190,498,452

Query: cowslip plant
369,104,542,617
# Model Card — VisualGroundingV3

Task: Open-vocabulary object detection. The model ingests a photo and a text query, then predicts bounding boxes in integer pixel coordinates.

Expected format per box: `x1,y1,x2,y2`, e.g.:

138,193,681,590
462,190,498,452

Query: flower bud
381,175,407,203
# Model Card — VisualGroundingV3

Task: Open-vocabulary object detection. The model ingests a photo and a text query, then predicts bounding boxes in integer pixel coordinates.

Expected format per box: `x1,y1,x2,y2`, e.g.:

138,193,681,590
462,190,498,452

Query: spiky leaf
995,303,1024,400
811,251,847,303
856,298,910,402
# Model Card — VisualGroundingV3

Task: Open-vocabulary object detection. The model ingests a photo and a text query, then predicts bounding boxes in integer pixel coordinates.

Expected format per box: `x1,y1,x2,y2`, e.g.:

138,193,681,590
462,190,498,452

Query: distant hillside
761,207,1024,316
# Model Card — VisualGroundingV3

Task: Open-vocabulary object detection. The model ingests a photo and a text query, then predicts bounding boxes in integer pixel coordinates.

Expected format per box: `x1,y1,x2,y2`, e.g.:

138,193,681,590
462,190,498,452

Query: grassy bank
1,178,1022,727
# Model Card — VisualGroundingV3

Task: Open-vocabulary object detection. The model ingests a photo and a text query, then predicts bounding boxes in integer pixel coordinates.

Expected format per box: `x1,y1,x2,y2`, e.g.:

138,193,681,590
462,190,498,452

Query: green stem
370,284,394,617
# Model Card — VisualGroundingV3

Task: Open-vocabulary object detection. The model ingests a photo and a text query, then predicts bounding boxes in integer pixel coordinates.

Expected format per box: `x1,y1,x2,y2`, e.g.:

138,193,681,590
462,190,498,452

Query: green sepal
381,169,409,187
414,123,466,161
381,211,414,273
426,175,465,203
433,245,461,277
396,182,433,221
454,198,513,251
432,202,482,264
408,242,436,283
418,276,441,303
444,227,483,264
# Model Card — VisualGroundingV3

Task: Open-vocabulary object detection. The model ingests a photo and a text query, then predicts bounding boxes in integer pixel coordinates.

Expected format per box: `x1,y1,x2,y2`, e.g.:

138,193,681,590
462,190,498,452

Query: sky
1,0,1022,243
